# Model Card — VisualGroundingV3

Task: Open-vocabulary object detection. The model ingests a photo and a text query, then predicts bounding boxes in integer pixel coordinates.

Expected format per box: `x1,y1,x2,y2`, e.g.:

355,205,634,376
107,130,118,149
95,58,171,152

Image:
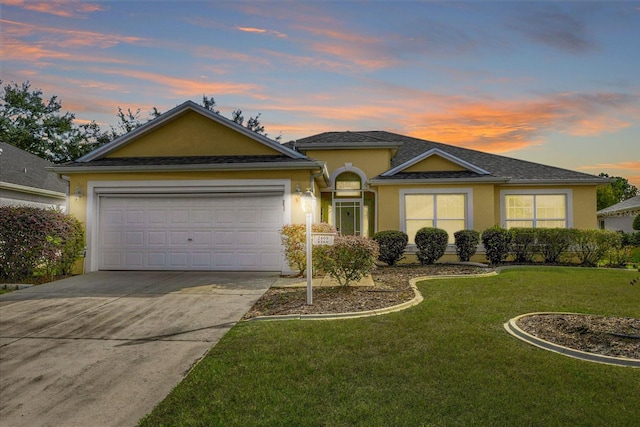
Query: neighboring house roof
0,141,67,196
597,195,640,217
291,131,608,185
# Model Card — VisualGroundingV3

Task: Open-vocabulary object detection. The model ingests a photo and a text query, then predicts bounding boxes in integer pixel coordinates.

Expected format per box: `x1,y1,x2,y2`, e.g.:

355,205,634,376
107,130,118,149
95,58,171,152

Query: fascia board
381,148,491,177
295,142,401,150
368,177,509,185
0,181,67,198
49,161,325,174
502,178,610,185
77,101,304,162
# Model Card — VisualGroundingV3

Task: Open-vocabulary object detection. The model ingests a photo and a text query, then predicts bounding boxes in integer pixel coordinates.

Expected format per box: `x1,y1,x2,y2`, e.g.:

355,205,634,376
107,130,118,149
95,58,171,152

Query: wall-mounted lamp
73,184,83,201
294,183,302,202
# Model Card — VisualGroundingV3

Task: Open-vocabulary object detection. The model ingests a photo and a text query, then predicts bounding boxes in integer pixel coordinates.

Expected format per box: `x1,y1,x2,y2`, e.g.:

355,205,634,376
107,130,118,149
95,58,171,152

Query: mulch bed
242,264,492,319
517,314,640,360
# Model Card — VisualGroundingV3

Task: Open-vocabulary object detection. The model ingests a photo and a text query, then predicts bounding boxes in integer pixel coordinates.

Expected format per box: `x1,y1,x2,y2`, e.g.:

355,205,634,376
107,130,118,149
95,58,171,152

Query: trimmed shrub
633,214,640,231
454,229,480,262
415,227,448,265
481,227,513,265
604,245,631,268
316,235,379,286
510,227,539,263
280,222,337,276
0,206,84,282
372,230,408,266
537,228,576,264
572,229,622,267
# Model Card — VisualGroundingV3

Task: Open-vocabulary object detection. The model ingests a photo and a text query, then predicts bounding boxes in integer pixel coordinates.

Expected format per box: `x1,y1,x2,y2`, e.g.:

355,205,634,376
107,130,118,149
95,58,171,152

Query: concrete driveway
0,271,276,427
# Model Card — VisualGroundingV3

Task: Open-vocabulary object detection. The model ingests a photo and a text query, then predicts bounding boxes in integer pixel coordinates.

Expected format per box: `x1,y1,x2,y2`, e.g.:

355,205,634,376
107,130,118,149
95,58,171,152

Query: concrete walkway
0,271,276,427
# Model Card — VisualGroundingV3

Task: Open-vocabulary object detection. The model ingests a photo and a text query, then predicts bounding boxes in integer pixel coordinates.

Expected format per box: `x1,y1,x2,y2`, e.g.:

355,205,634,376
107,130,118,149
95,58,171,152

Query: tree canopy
0,81,109,163
1,80,280,163
597,173,639,210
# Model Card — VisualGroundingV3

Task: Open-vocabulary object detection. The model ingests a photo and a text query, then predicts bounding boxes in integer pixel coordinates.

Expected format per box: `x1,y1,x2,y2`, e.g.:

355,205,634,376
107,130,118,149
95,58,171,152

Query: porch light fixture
294,183,302,202
301,189,316,305
73,184,83,201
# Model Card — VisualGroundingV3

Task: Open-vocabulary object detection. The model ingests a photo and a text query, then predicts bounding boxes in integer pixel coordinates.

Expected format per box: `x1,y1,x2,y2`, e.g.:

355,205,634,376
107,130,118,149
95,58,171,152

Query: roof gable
78,100,304,162
381,148,490,177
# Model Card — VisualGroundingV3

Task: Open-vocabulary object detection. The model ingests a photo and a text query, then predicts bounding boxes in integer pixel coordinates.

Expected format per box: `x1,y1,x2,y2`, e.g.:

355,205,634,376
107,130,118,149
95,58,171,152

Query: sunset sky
2,0,639,187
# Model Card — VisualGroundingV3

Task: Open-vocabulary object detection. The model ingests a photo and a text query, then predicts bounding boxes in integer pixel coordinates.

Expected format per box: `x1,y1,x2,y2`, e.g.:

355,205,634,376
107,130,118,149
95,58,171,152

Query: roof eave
368,177,510,185
503,178,610,185
49,161,325,174
0,181,67,199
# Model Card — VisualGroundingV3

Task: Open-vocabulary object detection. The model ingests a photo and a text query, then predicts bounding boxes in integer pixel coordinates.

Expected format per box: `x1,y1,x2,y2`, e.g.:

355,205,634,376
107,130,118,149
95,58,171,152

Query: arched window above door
335,171,361,197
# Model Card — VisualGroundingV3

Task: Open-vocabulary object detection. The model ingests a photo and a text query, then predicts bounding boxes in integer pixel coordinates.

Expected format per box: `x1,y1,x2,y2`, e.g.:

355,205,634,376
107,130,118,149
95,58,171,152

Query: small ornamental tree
372,230,408,266
454,229,480,262
316,235,379,286
415,227,449,265
280,223,336,276
481,226,513,265
633,214,640,231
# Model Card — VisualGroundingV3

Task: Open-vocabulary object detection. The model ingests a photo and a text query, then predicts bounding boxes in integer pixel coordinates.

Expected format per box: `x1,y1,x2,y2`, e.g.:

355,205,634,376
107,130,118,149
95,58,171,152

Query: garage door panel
147,231,166,245
147,252,166,267
98,194,283,271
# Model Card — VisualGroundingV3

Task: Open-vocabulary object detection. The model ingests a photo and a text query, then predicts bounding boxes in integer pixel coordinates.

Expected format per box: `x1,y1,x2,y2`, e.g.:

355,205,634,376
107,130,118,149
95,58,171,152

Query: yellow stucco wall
403,155,466,172
106,111,280,157
304,149,392,179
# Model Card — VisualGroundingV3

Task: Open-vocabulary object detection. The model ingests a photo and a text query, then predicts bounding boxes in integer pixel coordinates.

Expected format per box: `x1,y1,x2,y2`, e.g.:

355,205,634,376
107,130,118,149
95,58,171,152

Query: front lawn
139,267,640,426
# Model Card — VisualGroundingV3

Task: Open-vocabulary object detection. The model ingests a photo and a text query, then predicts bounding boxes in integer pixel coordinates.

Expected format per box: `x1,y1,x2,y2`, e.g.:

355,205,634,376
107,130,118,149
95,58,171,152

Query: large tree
597,173,639,210
1,81,281,163
0,81,109,163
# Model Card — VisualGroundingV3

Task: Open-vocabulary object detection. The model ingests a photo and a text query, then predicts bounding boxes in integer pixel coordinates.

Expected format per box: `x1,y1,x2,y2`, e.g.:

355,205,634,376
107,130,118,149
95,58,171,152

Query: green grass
139,267,640,426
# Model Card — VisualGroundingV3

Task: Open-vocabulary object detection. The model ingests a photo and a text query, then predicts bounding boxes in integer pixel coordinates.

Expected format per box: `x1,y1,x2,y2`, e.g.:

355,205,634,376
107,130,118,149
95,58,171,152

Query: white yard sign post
301,189,316,305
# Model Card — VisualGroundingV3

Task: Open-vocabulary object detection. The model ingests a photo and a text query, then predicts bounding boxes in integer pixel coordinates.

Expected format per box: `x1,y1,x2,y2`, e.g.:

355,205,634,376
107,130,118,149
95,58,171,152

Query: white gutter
0,181,66,199
49,161,325,174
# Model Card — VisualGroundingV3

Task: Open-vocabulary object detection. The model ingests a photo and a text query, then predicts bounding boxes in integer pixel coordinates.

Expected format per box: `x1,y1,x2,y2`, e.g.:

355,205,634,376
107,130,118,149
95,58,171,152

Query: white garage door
98,194,283,271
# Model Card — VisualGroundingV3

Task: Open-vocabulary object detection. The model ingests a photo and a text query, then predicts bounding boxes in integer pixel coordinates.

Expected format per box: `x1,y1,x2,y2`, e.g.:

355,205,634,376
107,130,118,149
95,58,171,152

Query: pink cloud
3,0,107,18
235,26,287,38
95,68,264,99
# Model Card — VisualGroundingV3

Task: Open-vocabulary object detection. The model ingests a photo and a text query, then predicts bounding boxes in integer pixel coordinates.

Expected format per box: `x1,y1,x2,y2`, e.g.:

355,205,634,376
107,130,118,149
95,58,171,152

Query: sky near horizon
1,0,639,187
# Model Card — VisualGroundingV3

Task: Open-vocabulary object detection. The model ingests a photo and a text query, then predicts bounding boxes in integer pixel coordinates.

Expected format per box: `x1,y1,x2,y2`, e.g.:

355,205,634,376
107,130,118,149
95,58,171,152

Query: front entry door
335,200,361,236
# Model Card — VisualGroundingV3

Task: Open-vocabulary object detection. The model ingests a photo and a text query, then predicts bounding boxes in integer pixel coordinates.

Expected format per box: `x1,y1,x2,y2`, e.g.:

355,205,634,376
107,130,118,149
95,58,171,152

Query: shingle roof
0,142,67,193
292,131,607,184
597,195,640,215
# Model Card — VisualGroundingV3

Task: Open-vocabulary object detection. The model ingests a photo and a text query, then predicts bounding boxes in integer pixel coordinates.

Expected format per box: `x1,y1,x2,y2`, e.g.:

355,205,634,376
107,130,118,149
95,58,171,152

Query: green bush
604,246,631,268
510,227,539,263
536,228,575,264
0,206,84,282
453,229,480,262
372,230,408,266
316,235,379,286
280,223,337,276
621,231,640,247
633,214,640,231
571,229,622,267
481,227,513,265
415,227,448,265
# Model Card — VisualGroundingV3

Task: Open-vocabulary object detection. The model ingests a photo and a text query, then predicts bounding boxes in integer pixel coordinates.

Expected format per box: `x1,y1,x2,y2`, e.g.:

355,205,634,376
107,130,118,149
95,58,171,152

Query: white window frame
500,189,573,229
400,188,473,245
